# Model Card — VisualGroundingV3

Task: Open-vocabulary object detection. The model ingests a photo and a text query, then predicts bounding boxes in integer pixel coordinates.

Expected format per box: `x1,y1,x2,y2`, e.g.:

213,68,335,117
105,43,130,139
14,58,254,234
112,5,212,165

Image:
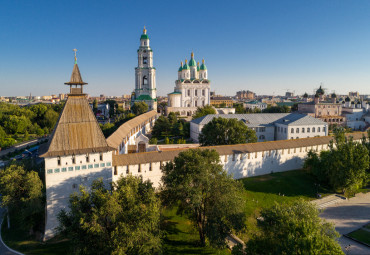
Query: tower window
99,153,103,161
72,155,75,164
187,90,190,96
57,156,61,166
143,57,148,64
195,101,197,107
86,154,90,163
143,76,148,85
202,90,205,96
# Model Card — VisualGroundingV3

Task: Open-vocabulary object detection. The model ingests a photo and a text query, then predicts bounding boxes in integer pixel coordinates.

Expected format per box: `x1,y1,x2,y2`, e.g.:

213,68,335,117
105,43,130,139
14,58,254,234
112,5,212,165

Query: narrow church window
114,167,118,176
72,155,75,164
100,153,103,161
195,90,198,96
187,90,190,96
138,164,141,172
195,101,197,107
318,127,321,132
143,57,148,64
86,154,90,163
202,89,205,96
143,76,148,85
57,156,61,166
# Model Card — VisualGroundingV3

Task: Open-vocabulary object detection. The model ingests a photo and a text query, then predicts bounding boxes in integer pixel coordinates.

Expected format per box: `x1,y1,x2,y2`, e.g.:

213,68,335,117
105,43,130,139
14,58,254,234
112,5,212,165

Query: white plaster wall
44,151,113,240
285,125,327,140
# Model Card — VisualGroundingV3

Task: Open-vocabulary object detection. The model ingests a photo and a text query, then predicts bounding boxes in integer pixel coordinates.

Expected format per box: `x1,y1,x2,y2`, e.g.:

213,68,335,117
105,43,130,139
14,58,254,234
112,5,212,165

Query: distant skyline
1,0,370,97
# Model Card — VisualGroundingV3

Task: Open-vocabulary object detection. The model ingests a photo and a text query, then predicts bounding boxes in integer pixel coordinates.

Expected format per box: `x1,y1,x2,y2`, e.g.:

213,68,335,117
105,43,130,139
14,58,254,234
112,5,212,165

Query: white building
190,113,328,143
40,58,114,240
132,27,157,111
166,52,211,116
244,101,268,111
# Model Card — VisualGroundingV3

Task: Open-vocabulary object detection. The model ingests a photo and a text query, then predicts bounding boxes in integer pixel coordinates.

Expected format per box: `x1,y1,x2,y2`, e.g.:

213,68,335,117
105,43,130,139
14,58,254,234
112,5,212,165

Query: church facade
132,27,157,111
166,52,211,116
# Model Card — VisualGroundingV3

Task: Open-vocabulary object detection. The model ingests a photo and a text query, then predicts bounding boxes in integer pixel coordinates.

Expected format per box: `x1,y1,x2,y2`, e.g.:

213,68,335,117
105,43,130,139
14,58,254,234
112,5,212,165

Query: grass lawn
1,215,71,255
162,207,230,255
238,169,332,240
347,229,370,245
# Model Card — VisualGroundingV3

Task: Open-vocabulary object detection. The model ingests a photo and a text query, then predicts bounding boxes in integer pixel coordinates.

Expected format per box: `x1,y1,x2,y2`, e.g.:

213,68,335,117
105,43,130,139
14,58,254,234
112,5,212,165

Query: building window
86,154,90,163
233,154,236,161
149,163,152,171
312,127,315,132
255,152,258,158
187,90,190,96
195,101,197,107
75,166,80,170
202,100,205,106
82,165,87,170
54,168,60,173
318,127,321,132
107,162,111,167
138,164,141,173
57,156,61,166
126,165,130,174
160,161,163,169
100,163,105,167
62,167,67,172
47,169,53,174
291,128,294,133
68,167,73,171
143,76,148,85
114,167,118,175
202,89,205,96
143,57,147,64
100,153,103,161
259,135,265,140
307,128,310,133
94,164,99,168
323,127,326,132
195,90,198,96
296,128,299,133
302,128,305,133
88,164,93,169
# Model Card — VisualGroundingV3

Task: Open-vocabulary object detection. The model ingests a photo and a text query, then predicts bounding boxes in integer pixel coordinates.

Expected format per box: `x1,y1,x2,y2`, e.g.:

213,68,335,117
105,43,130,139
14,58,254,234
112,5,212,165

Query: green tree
233,103,246,114
199,117,257,146
3,115,32,134
242,200,343,255
0,165,43,231
131,102,149,115
0,125,7,148
58,176,161,255
262,105,290,113
41,109,59,132
192,105,217,120
93,99,98,115
151,116,172,138
161,149,246,247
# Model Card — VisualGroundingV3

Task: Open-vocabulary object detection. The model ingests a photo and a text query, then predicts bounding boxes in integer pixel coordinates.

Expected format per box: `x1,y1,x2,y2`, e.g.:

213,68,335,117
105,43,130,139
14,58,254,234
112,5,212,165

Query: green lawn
1,215,71,255
347,229,370,245
238,169,331,240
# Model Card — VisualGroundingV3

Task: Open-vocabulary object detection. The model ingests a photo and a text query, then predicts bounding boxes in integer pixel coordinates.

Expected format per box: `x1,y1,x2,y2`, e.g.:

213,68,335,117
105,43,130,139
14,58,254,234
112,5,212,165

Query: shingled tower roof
40,52,113,157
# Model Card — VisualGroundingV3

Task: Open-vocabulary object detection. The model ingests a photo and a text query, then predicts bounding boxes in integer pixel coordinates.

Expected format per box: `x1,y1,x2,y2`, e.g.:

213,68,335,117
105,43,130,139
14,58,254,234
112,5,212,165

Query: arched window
302,128,305,133
291,128,294,133
143,76,148,85
57,156,61,166
143,57,148,64
307,128,310,133
296,128,299,133
312,127,315,132
195,101,197,107
202,100,205,106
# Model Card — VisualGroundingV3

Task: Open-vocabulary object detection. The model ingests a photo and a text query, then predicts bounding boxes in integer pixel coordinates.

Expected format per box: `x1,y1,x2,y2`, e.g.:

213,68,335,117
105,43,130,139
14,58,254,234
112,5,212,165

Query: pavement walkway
0,208,23,255
320,192,370,255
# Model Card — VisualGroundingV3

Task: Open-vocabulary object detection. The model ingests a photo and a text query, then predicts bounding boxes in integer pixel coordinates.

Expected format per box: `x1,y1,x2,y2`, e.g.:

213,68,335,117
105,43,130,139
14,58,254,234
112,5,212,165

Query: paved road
0,137,48,158
0,208,21,255
320,192,370,255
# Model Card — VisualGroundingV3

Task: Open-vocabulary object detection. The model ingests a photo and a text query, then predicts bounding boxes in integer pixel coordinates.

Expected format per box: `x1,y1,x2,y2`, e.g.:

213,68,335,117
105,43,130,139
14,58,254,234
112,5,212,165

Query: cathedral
131,27,157,111
166,52,211,116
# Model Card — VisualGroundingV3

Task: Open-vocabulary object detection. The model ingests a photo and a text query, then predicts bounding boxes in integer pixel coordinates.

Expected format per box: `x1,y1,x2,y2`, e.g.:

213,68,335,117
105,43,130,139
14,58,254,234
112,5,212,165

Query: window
202,100,205,106
75,166,80,170
323,127,326,132
144,41,147,46
233,154,236,161
291,128,294,133
57,156,61,166
149,163,152,171
143,76,148,85
138,164,141,172
62,167,67,172
94,164,99,168
202,89,205,96
54,168,60,173
296,128,299,133
47,169,53,174
307,128,310,133
195,101,197,107
302,128,305,133
88,164,93,169
187,90,190,96
114,167,118,175
291,137,293,139
72,155,75,164
106,162,111,167
312,127,315,132
100,153,103,161
126,165,130,174
68,167,73,171
100,163,105,167
277,127,280,132
195,90,198,96
143,57,147,64
82,165,87,170
284,128,287,133
86,154,90,163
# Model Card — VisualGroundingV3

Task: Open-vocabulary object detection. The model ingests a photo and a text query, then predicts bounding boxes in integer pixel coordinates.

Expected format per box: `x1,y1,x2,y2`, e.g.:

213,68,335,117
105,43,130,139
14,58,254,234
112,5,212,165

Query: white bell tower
133,26,157,111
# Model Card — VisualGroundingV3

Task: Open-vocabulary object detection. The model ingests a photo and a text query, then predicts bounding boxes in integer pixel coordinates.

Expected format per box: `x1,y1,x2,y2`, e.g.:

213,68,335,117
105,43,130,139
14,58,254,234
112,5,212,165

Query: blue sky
1,0,370,97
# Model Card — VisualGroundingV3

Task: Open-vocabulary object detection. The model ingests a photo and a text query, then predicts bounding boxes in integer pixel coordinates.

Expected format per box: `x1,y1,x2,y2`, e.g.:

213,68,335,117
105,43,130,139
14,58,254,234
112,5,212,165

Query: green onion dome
182,59,190,70
316,85,325,95
303,92,308,98
189,52,196,66
200,59,207,70
178,61,183,72
141,26,149,40
345,96,350,102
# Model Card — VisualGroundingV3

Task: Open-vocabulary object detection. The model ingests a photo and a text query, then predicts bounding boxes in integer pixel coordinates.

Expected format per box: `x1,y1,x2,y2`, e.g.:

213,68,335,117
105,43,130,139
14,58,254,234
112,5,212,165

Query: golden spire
191,51,194,58
143,26,147,34
181,61,183,66
185,59,188,64
197,61,200,66
202,58,205,64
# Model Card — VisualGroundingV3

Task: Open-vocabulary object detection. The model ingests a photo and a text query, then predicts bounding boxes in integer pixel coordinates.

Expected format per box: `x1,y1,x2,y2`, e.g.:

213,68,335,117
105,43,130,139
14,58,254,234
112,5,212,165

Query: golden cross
73,49,77,64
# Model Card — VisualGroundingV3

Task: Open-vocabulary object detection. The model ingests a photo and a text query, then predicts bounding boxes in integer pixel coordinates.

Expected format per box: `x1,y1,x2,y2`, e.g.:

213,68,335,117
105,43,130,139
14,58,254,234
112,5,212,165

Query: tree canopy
262,105,290,113
58,176,161,255
239,200,343,255
192,105,216,120
161,149,246,248
131,102,149,115
199,117,257,146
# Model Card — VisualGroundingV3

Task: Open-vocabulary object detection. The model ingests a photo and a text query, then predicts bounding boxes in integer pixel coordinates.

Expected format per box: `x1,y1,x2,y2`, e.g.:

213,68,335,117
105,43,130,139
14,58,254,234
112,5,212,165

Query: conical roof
64,64,87,85
40,95,113,157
